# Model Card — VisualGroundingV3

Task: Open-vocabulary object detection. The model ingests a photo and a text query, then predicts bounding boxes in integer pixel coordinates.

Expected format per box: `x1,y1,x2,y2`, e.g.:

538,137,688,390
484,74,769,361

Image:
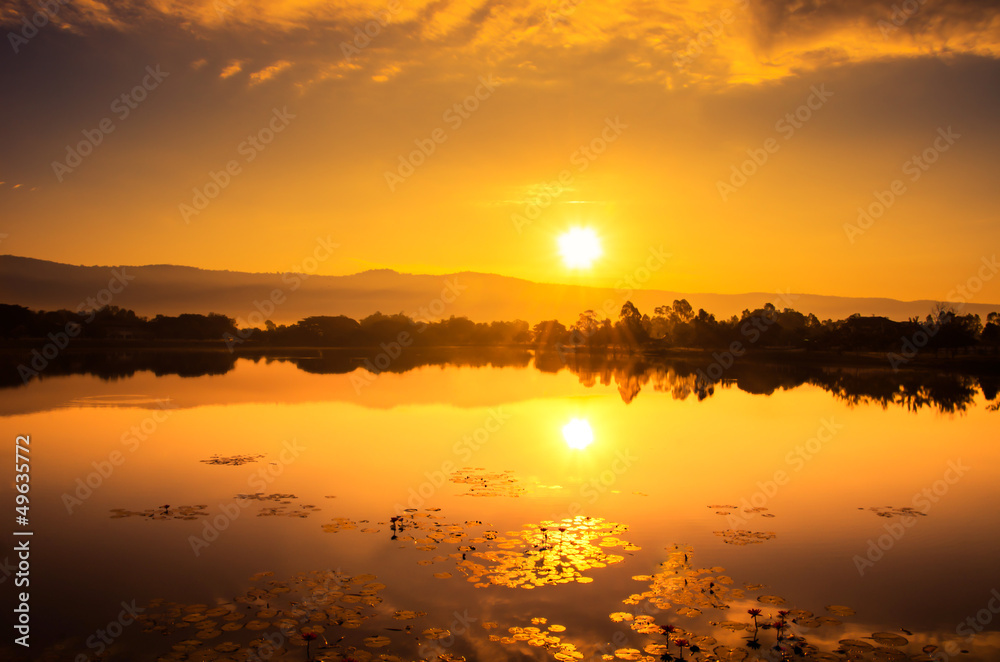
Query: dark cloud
748,0,1000,51
2,0,997,91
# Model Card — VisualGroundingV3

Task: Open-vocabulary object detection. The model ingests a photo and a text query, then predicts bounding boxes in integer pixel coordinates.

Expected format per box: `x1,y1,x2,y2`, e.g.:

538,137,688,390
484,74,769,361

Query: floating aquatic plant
200,453,265,466
132,504,947,662
301,630,318,659
449,468,526,497
236,492,323,518
862,505,929,519
109,504,209,520
713,529,777,545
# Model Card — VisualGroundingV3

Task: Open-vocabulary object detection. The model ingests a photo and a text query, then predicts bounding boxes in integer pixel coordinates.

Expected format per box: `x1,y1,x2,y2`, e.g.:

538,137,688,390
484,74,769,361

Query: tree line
1,299,998,355
535,299,999,355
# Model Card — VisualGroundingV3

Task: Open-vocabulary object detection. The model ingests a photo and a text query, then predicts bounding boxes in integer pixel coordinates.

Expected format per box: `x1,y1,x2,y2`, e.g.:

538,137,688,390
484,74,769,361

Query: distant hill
1,255,996,325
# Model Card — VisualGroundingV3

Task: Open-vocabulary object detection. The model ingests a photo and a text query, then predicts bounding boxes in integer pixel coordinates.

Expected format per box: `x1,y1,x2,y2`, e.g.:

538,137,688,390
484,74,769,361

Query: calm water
3,352,999,662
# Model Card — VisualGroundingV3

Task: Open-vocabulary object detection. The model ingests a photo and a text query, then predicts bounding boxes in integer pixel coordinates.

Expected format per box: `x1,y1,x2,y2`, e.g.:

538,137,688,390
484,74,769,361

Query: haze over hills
1,255,996,326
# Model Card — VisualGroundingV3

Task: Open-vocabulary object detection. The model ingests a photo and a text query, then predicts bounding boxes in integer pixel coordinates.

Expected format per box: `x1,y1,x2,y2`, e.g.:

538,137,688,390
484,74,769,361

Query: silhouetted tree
616,301,648,346
532,320,569,346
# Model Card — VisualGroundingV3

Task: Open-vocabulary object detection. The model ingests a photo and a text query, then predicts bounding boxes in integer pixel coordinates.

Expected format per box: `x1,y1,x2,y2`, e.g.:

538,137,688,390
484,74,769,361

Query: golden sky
1,0,999,302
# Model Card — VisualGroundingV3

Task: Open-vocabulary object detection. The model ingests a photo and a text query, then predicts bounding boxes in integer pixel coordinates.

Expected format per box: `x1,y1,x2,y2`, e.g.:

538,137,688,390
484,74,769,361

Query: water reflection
4,356,999,662
563,419,594,450
126,520,979,662
546,352,994,413
2,347,996,413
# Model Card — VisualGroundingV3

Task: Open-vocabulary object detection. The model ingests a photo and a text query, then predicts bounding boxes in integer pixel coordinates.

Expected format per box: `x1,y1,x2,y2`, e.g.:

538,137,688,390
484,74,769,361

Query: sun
558,227,602,269
562,418,594,450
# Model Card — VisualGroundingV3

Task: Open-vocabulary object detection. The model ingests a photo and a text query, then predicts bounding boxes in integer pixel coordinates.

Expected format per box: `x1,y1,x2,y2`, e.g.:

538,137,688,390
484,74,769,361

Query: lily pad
871,632,908,646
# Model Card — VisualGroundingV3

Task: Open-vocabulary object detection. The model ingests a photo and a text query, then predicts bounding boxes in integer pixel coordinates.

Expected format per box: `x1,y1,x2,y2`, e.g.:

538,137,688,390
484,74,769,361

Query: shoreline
0,340,998,373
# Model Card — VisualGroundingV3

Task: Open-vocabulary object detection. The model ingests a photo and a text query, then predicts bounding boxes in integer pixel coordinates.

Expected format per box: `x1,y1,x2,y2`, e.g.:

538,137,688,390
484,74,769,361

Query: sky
1,0,999,304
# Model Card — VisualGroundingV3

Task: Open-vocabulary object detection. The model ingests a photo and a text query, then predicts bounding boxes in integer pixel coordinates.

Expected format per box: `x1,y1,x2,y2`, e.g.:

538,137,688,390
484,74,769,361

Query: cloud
219,59,244,78
740,0,1000,79
249,59,293,85
748,0,1000,47
370,62,402,83
1,0,998,89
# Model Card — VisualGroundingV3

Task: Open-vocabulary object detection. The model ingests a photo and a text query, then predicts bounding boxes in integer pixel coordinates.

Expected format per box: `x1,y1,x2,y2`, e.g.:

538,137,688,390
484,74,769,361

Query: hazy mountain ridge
1,254,996,325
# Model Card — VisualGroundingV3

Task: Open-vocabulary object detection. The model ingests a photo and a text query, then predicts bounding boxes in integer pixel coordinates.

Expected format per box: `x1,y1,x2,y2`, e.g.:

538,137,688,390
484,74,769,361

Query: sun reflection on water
562,418,594,450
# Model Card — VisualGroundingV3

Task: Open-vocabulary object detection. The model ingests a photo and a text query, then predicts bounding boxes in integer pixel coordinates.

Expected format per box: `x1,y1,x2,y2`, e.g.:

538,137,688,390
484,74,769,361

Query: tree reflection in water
1,347,995,413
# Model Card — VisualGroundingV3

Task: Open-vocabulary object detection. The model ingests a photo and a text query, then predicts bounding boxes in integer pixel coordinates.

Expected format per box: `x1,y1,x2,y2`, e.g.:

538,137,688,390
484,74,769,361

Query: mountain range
2,255,996,326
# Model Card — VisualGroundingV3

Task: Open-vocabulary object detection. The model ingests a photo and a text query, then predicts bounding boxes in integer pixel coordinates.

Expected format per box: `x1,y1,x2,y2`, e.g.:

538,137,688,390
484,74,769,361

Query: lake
3,350,999,662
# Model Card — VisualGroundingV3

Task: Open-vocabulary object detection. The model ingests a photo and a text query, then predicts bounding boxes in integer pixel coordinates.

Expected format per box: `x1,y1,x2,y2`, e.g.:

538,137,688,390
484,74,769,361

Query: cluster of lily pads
200,455,266,467
110,504,210,520
707,505,777,546
111,454,324,521
447,468,526,497
138,568,433,661
133,500,963,662
863,506,929,519
485,617,583,661
599,544,947,661
321,507,639,589
456,515,638,589
116,461,958,661
712,530,777,546
235,493,322,519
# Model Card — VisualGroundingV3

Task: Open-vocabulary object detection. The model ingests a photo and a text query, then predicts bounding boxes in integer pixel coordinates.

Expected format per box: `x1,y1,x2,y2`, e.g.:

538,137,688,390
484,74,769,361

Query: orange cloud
249,59,293,85
2,0,996,91
219,59,244,78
